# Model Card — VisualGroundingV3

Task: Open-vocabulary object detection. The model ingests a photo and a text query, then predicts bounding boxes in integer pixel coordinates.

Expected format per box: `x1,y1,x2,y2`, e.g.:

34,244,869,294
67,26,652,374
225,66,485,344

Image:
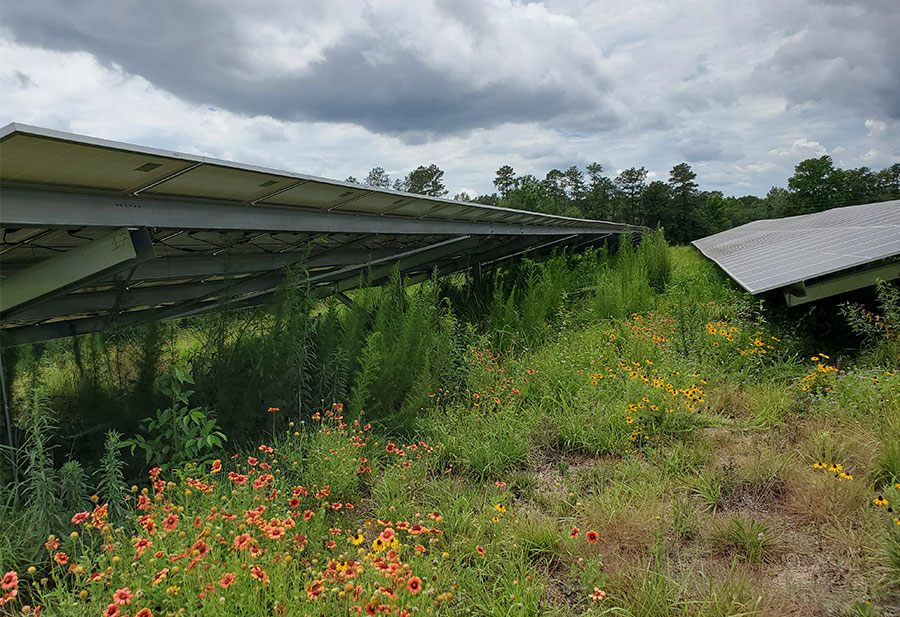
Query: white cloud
790,138,828,158
1,0,897,199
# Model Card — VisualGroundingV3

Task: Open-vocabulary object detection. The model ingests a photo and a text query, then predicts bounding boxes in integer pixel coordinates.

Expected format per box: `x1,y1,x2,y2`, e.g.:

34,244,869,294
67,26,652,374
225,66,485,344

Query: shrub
123,365,227,469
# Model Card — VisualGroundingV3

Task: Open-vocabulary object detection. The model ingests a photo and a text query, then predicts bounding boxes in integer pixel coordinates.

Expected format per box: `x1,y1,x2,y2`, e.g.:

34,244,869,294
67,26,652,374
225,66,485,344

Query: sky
1,0,898,199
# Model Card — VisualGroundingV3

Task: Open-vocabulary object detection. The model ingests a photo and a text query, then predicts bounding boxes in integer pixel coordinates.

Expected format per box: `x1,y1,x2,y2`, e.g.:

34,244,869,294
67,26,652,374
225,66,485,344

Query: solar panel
693,200,900,302
1,123,641,344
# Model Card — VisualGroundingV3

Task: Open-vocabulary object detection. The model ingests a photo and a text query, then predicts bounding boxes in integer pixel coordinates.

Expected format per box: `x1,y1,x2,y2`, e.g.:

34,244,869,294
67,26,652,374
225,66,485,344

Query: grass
3,240,900,615
708,515,773,564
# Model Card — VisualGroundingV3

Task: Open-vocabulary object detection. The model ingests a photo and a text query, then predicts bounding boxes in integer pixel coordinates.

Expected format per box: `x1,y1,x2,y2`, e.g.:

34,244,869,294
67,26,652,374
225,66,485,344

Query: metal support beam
0,350,12,450
171,236,483,319
1,188,630,237
1,227,154,317
335,292,353,308
0,248,404,282
783,260,900,306
0,232,614,345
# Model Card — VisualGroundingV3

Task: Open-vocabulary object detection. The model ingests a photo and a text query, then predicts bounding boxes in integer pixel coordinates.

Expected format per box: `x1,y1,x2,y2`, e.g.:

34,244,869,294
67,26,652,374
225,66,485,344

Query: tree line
347,157,899,244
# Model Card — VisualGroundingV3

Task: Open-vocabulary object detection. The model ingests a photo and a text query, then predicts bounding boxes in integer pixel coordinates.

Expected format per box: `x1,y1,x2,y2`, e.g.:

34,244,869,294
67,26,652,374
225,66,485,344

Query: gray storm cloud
1,0,617,138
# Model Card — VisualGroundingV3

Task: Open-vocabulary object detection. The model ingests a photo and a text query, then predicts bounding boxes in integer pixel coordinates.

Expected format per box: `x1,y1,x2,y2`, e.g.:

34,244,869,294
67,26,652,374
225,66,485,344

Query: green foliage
98,430,127,523
874,434,900,489
123,364,227,468
15,392,60,563
672,492,700,540
349,330,383,416
5,239,900,614
514,511,563,566
688,467,724,513
841,280,900,367
591,236,655,321
396,163,447,196
58,460,88,514
637,229,672,293
711,516,772,563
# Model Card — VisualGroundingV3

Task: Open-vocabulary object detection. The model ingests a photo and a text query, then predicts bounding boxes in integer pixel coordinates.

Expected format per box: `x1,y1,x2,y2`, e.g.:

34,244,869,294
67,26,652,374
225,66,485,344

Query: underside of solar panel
0,123,641,344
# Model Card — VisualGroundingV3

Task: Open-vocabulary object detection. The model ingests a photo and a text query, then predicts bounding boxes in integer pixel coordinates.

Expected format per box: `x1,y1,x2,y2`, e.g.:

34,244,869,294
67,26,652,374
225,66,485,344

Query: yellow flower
873,496,889,507
813,462,826,469
491,516,500,523
494,504,506,513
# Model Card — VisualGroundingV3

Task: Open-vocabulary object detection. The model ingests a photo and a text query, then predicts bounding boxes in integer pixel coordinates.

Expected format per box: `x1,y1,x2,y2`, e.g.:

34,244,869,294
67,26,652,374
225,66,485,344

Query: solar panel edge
0,123,643,232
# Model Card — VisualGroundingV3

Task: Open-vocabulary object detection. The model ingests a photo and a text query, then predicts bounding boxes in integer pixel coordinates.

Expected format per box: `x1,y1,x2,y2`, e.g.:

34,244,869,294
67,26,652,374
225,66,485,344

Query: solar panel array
1,123,639,344
693,200,900,294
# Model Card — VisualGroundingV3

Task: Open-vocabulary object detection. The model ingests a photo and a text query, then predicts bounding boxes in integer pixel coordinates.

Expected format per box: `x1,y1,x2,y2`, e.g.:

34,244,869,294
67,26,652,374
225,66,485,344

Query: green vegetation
2,235,900,616
449,157,900,245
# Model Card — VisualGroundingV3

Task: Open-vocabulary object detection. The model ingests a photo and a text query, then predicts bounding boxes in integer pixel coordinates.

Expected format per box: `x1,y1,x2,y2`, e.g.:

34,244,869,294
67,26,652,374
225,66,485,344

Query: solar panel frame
1,122,641,344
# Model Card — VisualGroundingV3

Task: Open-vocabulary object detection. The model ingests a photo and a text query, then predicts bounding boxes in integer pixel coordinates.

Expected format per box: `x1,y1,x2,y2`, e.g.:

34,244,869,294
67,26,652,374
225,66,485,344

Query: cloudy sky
2,0,898,198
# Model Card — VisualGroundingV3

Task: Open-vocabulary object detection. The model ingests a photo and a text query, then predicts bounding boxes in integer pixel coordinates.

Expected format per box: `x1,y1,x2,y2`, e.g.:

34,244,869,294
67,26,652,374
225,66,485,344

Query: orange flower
103,604,120,617
0,571,16,591
163,513,179,531
250,565,270,584
112,587,133,605
585,530,599,544
151,568,168,586
0,589,17,606
135,609,153,617
569,526,579,538
476,545,486,555
210,460,222,473
219,573,236,588
233,533,253,550
407,576,422,595
71,511,90,525
54,552,68,565
306,579,325,600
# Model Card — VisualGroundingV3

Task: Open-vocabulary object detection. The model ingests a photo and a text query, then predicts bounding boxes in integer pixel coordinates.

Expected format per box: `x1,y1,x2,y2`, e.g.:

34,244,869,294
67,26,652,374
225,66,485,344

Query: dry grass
706,383,753,418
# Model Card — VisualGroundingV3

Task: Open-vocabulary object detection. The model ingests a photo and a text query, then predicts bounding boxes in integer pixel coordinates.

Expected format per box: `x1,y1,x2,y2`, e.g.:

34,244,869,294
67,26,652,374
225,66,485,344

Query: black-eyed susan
813,462,827,469
494,504,506,514
873,496,889,507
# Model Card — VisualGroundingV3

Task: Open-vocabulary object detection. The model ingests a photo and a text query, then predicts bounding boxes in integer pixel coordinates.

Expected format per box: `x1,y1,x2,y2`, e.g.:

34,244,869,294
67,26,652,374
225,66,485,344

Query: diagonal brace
1,227,154,317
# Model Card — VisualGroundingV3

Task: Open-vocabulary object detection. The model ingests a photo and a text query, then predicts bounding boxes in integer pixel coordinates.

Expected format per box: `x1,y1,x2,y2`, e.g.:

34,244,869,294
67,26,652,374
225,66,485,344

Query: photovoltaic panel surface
692,200,900,294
